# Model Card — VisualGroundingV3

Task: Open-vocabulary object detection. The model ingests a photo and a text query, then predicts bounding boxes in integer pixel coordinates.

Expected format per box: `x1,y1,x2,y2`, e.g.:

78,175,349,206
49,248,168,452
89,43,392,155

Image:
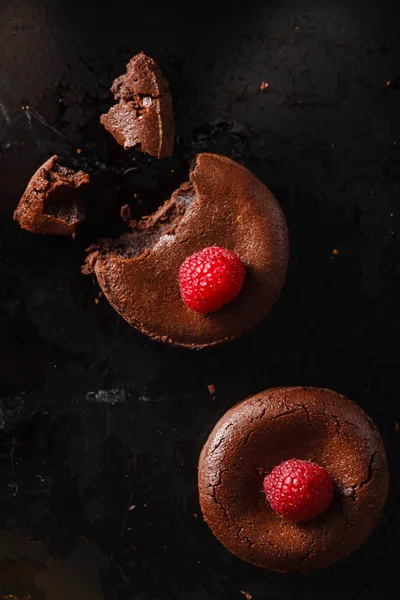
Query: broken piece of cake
100,52,175,158
13,155,90,236
83,153,288,348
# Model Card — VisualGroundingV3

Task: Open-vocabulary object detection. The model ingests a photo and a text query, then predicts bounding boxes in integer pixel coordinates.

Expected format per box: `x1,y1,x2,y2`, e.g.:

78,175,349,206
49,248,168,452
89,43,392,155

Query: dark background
0,0,399,598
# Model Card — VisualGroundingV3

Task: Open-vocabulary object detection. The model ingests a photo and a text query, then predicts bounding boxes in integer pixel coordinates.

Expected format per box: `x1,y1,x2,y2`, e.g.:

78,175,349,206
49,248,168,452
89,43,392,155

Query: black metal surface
0,0,399,598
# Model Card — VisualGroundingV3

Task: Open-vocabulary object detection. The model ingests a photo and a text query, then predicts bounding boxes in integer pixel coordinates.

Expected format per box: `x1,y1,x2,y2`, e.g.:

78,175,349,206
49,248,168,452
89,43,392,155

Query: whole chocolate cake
198,386,389,572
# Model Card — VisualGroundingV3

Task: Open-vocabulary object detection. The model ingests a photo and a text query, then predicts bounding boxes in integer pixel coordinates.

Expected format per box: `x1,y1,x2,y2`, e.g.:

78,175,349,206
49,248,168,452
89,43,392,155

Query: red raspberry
263,459,333,522
179,246,246,314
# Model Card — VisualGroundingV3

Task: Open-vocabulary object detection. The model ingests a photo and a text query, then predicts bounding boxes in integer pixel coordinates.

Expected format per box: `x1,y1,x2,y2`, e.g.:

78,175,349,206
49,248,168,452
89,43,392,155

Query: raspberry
263,459,333,522
179,246,246,313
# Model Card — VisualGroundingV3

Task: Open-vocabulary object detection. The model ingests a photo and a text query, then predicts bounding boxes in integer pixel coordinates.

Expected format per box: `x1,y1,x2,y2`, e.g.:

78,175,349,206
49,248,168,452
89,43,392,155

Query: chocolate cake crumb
100,52,174,158
120,204,132,223
14,155,89,236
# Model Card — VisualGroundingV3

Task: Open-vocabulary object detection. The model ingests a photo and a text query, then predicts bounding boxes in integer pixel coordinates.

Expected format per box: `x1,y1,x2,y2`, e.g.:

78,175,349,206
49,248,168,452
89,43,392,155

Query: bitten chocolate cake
83,153,289,348
13,155,89,236
198,386,389,572
100,52,174,158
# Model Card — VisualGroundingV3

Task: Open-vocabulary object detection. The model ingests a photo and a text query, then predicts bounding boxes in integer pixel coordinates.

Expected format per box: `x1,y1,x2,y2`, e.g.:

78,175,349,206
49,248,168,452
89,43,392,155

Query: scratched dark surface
0,0,399,598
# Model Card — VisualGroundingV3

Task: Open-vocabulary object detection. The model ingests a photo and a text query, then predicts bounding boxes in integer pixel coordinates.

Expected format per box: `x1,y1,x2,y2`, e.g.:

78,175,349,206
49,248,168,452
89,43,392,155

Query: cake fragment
100,52,174,158
13,155,89,236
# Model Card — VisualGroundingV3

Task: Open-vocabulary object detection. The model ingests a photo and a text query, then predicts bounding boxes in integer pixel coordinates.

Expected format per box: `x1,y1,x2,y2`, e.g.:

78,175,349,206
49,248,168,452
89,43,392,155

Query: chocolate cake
100,52,174,158
83,153,289,348
13,155,89,236
198,386,389,572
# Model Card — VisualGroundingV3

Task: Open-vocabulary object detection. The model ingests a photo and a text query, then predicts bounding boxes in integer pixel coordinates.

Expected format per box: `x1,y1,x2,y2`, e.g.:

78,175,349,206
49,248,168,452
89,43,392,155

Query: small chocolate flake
142,96,153,107
120,204,132,223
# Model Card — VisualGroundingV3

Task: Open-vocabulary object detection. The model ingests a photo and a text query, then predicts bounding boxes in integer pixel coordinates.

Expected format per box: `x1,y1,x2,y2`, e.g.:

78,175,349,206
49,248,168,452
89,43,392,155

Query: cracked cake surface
83,153,289,348
13,155,89,236
198,386,389,572
100,52,174,158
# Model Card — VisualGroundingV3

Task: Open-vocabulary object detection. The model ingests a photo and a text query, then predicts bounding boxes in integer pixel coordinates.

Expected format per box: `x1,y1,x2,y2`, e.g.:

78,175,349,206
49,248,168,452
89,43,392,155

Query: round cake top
84,153,289,348
198,386,389,573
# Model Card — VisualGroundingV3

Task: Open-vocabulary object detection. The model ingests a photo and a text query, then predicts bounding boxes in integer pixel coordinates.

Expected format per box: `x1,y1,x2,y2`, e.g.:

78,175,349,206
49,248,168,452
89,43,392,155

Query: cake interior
43,164,84,223
89,180,197,261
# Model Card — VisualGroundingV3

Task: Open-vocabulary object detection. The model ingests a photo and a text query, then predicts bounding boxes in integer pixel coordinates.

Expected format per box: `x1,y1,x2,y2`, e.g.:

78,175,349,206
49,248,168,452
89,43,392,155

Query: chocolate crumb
240,591,252,600
120,204,132,223
260,81,269,91
208,384,216,396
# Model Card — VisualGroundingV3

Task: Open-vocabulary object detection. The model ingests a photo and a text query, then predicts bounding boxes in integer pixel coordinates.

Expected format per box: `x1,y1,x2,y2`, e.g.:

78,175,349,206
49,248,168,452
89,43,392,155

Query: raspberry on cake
198,386,389,572
83,153,289,348
263,459,333,522
179,246,246,314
